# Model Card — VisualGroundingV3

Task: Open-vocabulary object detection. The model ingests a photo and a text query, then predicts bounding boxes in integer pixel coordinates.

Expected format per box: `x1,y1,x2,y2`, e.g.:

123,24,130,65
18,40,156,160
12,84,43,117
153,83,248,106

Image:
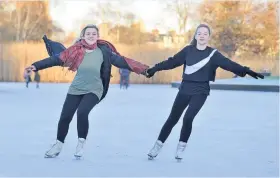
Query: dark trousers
158,92,208,143
25,76,31,88
120,75,129,89
57,93,99,143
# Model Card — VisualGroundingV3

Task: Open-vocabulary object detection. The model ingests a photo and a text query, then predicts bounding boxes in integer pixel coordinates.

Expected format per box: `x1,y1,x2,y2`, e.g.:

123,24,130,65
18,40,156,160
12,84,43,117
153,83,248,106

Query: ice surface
0,82,278,177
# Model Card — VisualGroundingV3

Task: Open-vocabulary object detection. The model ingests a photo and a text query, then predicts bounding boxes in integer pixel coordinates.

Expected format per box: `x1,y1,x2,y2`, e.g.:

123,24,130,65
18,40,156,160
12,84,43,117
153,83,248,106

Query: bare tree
90,1,135,26
0,1,14,28
94,2,121,23
88,2,137,42
166,0,192,34
276,0,279,38
6,1,53,41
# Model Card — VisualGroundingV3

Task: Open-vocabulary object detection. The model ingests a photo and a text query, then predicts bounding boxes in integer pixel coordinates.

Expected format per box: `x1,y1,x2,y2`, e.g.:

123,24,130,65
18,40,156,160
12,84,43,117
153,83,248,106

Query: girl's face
195,27,210,45
82,27,99,45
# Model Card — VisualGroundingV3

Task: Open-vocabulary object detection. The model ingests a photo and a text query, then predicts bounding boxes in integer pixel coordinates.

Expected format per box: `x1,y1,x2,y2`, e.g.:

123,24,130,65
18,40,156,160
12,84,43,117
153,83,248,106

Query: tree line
0,0,278,58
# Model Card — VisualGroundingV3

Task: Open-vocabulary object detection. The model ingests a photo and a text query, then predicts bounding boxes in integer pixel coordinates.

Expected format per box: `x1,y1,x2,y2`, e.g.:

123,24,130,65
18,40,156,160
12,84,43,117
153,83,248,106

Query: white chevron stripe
184,49,217,75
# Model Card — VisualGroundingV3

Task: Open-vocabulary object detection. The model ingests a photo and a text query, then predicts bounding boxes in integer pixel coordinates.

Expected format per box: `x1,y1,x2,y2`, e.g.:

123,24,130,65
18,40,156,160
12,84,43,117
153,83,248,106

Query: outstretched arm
27,35,66,72
152,46,187,71
31,54,64,71
110,51,149,75
145,46,187,78
213,51,264,79
110,52,131,69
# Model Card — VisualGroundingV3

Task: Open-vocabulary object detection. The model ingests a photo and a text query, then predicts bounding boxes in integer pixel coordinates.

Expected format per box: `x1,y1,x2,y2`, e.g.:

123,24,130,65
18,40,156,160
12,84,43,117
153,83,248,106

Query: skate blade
74,155,82,159
175,157,182,162
44,153,59,158
147,154,156,160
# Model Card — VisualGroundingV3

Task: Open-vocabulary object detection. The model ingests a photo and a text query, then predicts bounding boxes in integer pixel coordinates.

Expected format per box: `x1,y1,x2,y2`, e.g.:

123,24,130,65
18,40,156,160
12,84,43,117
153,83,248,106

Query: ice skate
74,138,86,159
175,141,187,161
44,140,63,158
147,140,163,160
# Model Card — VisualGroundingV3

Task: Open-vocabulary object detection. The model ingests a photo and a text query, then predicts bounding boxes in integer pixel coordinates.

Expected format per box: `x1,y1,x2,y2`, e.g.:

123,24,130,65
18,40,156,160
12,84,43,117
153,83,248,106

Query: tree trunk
25,14,44,40
15,7,21,41
22,4,31,40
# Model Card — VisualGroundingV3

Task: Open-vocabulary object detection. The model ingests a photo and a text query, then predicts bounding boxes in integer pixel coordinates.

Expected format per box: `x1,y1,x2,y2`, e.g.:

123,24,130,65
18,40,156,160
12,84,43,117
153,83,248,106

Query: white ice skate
44,140,63,158
147,140,163,160
74,138,86,159
175,141,187,161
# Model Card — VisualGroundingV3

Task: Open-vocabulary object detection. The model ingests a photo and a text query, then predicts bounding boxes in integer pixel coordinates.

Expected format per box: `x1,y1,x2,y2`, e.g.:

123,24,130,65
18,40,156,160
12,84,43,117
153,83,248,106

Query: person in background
119,68,131,89
23,69,32,88
34,71,41,88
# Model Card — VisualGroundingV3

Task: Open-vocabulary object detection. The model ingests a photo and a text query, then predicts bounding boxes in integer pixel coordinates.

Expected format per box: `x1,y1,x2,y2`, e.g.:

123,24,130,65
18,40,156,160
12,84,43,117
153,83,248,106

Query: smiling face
81,27,99,45
195,27,210,46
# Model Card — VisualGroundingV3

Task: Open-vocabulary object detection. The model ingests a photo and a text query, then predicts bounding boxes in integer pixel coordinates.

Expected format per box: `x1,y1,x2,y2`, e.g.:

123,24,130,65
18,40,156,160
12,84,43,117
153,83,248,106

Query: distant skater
119,68,131,89
23,69,32,88
34,71,40,88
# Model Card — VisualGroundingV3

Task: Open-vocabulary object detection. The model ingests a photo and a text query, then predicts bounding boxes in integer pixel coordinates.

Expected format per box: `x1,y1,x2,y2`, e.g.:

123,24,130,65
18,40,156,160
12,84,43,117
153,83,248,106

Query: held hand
25,65,36,72
145,67,157,78
246,69,264,79
141,68,148,76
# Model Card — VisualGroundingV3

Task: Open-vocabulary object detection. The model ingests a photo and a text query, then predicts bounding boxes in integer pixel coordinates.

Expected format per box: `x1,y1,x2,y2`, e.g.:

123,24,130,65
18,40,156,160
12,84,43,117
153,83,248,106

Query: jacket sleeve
213,51,248,77
153,46,187,71
110,51,149,74
110,51,131,70
32,54,64,71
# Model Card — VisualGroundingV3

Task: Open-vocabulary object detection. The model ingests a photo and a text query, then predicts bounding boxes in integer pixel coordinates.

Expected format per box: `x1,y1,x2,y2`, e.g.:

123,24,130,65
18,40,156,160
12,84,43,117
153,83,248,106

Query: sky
49,0,202,35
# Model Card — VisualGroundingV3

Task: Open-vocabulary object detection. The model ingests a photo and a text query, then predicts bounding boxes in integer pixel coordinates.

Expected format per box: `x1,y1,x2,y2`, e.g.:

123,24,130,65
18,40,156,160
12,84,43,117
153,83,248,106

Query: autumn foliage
0,1,279,83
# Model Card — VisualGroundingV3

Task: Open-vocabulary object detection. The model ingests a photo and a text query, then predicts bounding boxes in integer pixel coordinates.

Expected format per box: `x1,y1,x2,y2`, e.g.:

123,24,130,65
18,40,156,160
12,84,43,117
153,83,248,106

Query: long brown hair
189,24,211,46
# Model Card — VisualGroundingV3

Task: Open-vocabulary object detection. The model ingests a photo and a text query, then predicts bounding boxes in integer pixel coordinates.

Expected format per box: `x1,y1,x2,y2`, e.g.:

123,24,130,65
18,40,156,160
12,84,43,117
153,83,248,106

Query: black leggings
57,93,99,143
158,92,208,143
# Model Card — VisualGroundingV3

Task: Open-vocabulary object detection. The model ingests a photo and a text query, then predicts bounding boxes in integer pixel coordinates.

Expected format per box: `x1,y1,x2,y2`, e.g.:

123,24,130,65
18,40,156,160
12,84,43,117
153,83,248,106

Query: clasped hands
142,67,157,78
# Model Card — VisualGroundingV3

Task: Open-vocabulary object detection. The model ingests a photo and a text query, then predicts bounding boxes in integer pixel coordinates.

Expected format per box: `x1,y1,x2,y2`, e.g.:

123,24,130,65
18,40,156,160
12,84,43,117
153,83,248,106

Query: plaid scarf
59,39,148,74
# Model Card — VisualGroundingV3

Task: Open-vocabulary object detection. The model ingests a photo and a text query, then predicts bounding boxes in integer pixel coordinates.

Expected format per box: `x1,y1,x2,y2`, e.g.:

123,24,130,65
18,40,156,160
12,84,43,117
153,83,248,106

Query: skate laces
177,142,187,152
50,140,61,149
46,140,63,155
151,141,163,153
76,139,86,151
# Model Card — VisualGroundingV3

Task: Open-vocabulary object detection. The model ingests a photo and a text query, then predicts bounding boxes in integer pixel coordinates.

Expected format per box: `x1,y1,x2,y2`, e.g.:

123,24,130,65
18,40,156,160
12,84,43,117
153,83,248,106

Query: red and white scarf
59,39,148,74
